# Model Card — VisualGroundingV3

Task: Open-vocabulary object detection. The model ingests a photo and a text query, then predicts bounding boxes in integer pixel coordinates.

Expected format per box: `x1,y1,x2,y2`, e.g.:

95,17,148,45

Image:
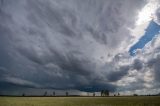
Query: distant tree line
21,90,112,97
44,91,56,96
101,90,109,96
20,91,160,97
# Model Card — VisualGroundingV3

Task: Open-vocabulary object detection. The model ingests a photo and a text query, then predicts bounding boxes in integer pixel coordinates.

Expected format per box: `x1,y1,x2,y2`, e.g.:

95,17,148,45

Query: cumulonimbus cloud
1,0,160,94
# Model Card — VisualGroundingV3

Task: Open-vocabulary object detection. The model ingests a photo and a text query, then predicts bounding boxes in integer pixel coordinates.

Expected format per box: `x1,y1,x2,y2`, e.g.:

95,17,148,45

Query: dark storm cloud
86,26,108,45
76,83,117,92
0,0,147,93
132,59,144,70
107,65,130,82
27,0,78,38
147,54,160,82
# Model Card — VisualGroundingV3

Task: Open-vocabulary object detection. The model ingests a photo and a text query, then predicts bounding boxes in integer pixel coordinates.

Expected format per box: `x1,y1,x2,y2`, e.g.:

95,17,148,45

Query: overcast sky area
0,0,160,96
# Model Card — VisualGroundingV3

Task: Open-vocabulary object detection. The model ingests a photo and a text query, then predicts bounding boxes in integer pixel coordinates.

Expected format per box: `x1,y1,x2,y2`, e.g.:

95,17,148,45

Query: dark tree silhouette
53,91,55,96
101,90,104,96
101,90,109,96
133,94,138,96
22,93,25,97
44,91,47,96
104,90,109,96
93,92,95,97
66,92,68,96
118,92,120,96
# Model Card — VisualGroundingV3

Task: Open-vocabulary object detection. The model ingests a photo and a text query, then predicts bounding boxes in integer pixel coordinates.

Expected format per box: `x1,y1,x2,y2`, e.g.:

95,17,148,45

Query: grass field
0,96,160,106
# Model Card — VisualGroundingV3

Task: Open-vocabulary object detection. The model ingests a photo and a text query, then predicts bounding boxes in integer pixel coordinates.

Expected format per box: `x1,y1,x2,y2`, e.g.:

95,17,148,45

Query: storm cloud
1,0,160,95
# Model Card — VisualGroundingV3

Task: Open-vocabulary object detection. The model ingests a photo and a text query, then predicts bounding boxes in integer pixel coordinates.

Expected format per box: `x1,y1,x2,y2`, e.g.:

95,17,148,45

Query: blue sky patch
129,20,160,56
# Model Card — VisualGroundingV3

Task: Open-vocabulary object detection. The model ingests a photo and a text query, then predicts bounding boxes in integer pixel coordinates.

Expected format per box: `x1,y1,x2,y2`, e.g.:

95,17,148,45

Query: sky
129,20,160,56
0,0,160,96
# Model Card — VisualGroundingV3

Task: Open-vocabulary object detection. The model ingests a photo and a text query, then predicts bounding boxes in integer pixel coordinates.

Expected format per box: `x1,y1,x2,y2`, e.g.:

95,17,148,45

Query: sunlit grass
0,96,160,106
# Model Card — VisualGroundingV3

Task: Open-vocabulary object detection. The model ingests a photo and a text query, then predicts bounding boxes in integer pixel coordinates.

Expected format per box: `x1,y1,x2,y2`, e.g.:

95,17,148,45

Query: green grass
0,96,160,106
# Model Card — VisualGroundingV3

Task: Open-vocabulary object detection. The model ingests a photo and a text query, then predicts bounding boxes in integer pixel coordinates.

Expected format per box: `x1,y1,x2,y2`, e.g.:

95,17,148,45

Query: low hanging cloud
1,0,160,94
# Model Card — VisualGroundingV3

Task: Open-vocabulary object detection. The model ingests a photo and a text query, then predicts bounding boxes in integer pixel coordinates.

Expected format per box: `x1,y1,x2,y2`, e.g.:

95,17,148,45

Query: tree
118,92,120,96
53,91,55,96
101,90,104,96
104,90,109,96
44,91,47,96
93,92,95,97
133,94,138,96
66,92,69,96
22,93,25,97
101,90,109,96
